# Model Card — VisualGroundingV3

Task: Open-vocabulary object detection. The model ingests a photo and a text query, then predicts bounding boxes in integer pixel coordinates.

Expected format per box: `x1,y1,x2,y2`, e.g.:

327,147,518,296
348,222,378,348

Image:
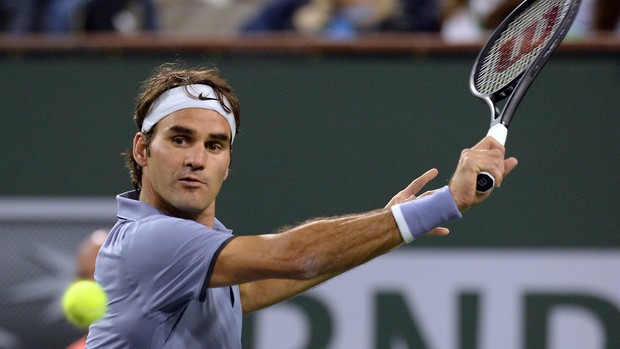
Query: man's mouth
179,177,205,186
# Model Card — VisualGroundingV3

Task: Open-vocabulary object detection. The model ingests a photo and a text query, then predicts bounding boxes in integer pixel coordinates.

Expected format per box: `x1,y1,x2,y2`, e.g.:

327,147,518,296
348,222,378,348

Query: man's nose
184,145,207,169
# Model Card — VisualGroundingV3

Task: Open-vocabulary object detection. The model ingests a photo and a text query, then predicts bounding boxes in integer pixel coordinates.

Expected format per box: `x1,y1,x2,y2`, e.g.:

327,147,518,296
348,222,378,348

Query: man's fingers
402,168,439,195
427,227,450,237
385,169,440,208
504,157,519,176
474,135,506,152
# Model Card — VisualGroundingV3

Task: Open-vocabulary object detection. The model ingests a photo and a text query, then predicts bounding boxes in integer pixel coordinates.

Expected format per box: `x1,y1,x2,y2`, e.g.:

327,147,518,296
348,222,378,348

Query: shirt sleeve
122,217,234,313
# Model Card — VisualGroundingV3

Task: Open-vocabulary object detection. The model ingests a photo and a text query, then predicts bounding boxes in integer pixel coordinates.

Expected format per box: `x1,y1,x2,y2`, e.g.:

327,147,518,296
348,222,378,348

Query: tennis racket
471,0,581,193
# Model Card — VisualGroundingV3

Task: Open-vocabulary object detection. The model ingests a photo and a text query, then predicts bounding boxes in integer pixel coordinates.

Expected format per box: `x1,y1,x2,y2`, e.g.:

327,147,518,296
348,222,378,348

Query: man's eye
172,137,187,145
207,142,223,151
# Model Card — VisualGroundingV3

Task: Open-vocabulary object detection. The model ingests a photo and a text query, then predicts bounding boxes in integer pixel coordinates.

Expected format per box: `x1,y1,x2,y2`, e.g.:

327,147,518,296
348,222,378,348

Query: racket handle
487,123,508,145
476,124,508,193
476,172,495,193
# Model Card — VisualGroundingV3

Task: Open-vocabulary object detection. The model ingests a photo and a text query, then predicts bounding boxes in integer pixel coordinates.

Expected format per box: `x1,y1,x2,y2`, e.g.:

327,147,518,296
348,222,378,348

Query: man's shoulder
121,215,209,245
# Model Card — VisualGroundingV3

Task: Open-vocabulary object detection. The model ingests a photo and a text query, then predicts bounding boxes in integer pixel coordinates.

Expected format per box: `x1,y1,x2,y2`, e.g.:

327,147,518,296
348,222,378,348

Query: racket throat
484,97,503,123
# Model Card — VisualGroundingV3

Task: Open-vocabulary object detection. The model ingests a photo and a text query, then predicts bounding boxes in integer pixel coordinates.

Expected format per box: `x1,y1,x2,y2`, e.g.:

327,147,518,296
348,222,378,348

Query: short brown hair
123,63,241,190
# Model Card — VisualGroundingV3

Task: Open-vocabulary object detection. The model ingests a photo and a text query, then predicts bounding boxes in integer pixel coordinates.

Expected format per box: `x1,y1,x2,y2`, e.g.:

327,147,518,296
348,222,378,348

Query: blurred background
0,0,619,348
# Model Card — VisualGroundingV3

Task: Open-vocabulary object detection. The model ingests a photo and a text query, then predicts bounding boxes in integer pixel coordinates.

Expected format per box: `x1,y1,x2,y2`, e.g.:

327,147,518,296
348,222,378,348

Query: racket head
470,0,581,126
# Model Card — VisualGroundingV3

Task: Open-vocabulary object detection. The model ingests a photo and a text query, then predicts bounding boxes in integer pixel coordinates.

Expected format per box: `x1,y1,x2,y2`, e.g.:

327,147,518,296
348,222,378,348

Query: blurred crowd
0,0,157,33
0,0,618,41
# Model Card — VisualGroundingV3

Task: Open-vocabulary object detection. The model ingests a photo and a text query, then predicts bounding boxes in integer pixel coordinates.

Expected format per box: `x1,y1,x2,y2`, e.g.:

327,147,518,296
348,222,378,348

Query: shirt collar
116,190,232,233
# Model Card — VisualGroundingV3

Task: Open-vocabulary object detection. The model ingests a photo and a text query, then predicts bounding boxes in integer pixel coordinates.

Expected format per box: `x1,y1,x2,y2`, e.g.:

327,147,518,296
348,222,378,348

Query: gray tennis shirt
86,190,241,348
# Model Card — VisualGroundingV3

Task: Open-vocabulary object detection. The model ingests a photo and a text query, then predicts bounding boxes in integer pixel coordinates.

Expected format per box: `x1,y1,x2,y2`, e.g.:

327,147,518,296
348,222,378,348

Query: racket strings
475,0,572,95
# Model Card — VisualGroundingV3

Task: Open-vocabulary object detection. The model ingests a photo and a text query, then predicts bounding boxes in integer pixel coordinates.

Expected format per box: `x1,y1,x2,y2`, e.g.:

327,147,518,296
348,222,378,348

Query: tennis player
86,63,517,348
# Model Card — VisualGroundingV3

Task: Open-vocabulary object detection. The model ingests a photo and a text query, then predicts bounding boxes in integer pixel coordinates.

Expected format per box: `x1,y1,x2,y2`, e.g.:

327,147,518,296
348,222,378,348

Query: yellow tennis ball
61,280,107,328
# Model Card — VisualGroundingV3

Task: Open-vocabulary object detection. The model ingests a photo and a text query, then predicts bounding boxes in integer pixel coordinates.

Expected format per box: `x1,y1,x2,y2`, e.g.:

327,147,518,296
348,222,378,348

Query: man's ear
133,132,148,167
224,148,232,181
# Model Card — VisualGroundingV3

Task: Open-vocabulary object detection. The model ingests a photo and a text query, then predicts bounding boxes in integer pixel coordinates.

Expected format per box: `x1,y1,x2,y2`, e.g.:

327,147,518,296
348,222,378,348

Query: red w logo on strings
496,6,560,72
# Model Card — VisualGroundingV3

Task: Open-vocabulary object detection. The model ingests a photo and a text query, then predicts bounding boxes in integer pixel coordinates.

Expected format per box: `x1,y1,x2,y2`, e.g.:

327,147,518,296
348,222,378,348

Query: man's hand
449,136,518,212
385,168,439,208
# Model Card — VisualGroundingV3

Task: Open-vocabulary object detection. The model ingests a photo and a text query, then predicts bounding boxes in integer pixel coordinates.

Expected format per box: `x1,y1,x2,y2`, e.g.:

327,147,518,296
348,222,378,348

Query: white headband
142,84,237,143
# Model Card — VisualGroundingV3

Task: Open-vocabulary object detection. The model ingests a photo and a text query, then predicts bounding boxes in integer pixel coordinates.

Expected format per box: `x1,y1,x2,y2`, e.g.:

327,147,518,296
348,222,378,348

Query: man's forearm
240,209,403,314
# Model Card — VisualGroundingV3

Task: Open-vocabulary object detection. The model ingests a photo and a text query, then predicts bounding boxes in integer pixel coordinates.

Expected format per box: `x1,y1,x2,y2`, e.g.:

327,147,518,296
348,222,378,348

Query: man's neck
192,203,216,228
138,189,217,228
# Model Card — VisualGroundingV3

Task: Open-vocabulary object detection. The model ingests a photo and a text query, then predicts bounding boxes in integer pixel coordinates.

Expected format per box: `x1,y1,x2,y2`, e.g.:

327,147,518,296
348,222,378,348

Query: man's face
136,108,232,220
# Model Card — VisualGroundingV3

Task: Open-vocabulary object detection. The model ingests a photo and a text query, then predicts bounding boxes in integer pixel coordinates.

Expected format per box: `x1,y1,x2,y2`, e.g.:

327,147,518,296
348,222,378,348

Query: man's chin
167,198,209,216
176,203,207,215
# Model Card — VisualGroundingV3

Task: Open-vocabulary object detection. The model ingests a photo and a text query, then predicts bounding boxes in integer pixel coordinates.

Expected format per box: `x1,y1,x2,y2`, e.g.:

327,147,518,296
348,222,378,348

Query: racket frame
469,0,581,192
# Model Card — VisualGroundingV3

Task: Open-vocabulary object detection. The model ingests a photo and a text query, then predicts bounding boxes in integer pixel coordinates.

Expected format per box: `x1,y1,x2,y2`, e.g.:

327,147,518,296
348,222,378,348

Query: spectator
0,0,92,33
570,0,620,36
384,0,440,32
441,0,619,43
481,0,520,30
594,0,620,32
240,0,440,36
440,0,537,42
84,0,158,33
240,0,308,32
0,0,158,34
65,229,109,349
440,0,492,42
294,0,399,38
0,1,9,31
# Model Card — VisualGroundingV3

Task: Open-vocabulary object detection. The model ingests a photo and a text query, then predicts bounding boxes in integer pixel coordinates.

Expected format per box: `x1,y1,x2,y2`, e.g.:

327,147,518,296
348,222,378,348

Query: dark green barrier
1,49,618,247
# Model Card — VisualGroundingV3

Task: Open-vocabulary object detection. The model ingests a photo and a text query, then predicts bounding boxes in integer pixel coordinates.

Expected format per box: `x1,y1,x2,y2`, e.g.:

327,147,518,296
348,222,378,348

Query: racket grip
477,124,508,193
487,123,508,145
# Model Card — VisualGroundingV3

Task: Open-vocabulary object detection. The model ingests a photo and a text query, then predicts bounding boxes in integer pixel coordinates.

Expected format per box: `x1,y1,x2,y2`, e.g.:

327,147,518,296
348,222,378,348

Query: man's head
125,63,241,191
76,229,108,280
